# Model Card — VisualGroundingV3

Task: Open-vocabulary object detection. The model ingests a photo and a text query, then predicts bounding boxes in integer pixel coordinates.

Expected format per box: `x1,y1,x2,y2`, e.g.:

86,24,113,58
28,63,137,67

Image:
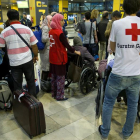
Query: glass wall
68,1,113,12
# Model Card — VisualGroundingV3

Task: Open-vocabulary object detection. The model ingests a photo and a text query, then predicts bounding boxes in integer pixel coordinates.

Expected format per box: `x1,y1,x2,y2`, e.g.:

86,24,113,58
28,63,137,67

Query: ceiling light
69,3,71,4
71,0,73,1
85,0,87,2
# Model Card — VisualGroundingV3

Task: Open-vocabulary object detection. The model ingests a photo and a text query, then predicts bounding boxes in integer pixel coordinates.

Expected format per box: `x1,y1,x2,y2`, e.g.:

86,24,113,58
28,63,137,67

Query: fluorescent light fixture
69,3,71,4
17,1,28,8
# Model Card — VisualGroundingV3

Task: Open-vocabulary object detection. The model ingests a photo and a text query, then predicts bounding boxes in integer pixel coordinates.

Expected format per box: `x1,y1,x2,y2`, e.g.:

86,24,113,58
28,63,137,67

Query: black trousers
11,60,36,97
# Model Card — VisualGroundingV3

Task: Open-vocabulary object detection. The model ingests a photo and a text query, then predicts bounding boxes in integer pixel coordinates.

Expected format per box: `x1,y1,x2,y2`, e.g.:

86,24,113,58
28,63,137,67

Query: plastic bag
107,54,115,64
35,61,41,90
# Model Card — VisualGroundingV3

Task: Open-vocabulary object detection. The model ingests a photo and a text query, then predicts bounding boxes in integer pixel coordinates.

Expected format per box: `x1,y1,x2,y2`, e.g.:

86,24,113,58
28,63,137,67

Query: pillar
29,0,48,26
11,4,18,11
0,0,3,25
59,0,68,21
113,0,124,18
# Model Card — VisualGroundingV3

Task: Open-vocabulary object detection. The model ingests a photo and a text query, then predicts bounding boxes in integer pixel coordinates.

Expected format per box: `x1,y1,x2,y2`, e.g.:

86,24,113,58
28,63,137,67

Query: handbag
68,56,82,83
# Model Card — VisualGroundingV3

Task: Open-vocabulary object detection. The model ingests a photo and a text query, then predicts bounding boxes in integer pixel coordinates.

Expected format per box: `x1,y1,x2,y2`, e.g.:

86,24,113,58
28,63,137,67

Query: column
0,0,3,24
59,0,68,22
113,0,124,18
11,4,18,11
29,0,48,26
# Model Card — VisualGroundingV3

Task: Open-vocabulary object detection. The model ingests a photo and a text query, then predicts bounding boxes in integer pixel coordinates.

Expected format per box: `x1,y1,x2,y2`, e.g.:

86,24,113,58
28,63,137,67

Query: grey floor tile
64,118,97,140
41,128,79,140
0,112,19,136
84,112,97,126
50,109,82,127
43,101,66,116
83,132,102,140
68,98,96,117
38,93,55,105
56,97,82,109
45,115,62,135
0,128,31,140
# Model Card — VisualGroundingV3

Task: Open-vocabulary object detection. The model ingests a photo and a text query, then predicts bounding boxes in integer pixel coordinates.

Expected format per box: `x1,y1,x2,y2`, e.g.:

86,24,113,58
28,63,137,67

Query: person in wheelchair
66,37,97,94
73,36,95,64
98,0,140,140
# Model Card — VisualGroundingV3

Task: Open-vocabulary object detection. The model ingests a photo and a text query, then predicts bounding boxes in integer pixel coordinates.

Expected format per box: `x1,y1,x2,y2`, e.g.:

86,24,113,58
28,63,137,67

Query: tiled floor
1,84,140,140
1,32,140,140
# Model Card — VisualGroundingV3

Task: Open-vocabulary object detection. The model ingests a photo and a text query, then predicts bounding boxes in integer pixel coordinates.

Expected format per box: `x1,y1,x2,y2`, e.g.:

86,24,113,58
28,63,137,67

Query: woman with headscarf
49,13,80,101
40,15,52,80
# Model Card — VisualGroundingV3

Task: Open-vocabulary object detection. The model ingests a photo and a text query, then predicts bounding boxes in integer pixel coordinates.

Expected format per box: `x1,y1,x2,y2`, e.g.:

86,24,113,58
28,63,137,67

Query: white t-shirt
110,16,140,76
0,23,38,66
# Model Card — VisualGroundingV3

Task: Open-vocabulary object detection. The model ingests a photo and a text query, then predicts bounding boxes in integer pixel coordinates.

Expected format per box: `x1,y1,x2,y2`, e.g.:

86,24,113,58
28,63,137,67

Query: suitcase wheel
44,130,46,134
29,135,33,139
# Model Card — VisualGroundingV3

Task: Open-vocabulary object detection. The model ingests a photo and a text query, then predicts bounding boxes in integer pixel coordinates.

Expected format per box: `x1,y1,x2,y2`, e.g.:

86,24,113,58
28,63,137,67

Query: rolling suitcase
13,90,46,139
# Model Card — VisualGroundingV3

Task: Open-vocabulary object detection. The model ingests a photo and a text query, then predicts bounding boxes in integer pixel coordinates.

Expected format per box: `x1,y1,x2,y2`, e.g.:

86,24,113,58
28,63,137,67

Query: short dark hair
112,10,121,18
7,9,19,21
123,0,140,15
23,12,27,15
137,10,140,17
85,12,91,20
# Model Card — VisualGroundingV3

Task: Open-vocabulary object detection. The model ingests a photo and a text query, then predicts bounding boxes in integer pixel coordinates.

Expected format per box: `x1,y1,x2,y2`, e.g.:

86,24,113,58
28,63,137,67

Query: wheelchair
65,53,97,95
95,66,140,121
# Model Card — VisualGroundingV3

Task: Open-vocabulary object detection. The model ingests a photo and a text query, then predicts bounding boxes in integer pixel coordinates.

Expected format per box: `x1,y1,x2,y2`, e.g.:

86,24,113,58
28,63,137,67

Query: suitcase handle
18,92,26,103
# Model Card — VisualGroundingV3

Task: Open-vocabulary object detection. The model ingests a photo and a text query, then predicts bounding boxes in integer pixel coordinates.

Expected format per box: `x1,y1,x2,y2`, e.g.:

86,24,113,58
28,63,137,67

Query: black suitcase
13,90,46,139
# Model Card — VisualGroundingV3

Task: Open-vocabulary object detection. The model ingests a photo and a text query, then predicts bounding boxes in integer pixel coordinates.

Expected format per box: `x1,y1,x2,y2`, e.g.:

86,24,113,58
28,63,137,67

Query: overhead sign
120,4,125,18
36,0,48,25
63,8,68,20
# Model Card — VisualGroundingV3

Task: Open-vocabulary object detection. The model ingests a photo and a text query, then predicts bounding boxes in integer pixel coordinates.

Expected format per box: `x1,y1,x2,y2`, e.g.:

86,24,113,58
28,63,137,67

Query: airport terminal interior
0,0,140,140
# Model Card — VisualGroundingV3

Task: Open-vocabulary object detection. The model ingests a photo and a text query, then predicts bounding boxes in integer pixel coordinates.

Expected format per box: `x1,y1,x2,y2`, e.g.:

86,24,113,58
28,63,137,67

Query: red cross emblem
49,35,55,47
126,23,140,41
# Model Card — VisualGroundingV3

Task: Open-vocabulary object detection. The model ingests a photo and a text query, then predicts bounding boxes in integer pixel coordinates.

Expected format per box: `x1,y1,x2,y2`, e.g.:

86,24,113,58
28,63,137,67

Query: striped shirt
0,21,38,66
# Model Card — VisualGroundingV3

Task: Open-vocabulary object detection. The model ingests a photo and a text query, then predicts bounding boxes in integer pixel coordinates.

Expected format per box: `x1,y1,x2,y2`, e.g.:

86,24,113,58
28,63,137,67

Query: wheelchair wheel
95,80,104,119
79,67,96,95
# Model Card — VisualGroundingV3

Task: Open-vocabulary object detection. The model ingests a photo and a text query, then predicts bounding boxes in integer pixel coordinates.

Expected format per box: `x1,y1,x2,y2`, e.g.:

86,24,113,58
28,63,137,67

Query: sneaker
119,133,129,140
98,126,108,140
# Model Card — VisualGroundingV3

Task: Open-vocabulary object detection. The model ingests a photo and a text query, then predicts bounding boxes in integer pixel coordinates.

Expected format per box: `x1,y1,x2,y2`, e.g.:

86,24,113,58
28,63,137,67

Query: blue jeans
100,73,140,139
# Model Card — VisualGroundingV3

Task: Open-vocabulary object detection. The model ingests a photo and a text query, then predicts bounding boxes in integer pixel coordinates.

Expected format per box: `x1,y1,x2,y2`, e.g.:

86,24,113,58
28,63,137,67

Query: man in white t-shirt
0,10,38,98
98,0,140,140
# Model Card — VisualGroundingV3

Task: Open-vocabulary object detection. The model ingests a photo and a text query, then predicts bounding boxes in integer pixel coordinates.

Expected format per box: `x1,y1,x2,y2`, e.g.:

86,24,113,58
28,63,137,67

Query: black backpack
75,21,86,35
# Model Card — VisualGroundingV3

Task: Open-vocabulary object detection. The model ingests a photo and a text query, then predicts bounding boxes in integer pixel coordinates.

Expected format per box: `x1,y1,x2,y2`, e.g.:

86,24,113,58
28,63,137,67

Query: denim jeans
11,60,36,97
100,73,140,139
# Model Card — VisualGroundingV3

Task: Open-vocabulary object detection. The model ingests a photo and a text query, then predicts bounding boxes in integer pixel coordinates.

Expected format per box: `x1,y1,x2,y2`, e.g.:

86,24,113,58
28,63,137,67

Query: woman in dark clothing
73,36,95,63
49,13,80,101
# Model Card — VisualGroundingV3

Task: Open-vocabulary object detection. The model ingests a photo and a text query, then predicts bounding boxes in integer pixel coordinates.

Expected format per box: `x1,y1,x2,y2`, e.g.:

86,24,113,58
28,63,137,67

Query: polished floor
1,84,140,140
0,29,140,140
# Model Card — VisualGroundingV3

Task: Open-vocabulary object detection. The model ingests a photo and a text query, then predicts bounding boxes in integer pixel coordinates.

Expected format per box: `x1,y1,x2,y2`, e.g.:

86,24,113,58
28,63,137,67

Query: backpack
0,80,12,111
75,21,86,35
33,26,45,50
